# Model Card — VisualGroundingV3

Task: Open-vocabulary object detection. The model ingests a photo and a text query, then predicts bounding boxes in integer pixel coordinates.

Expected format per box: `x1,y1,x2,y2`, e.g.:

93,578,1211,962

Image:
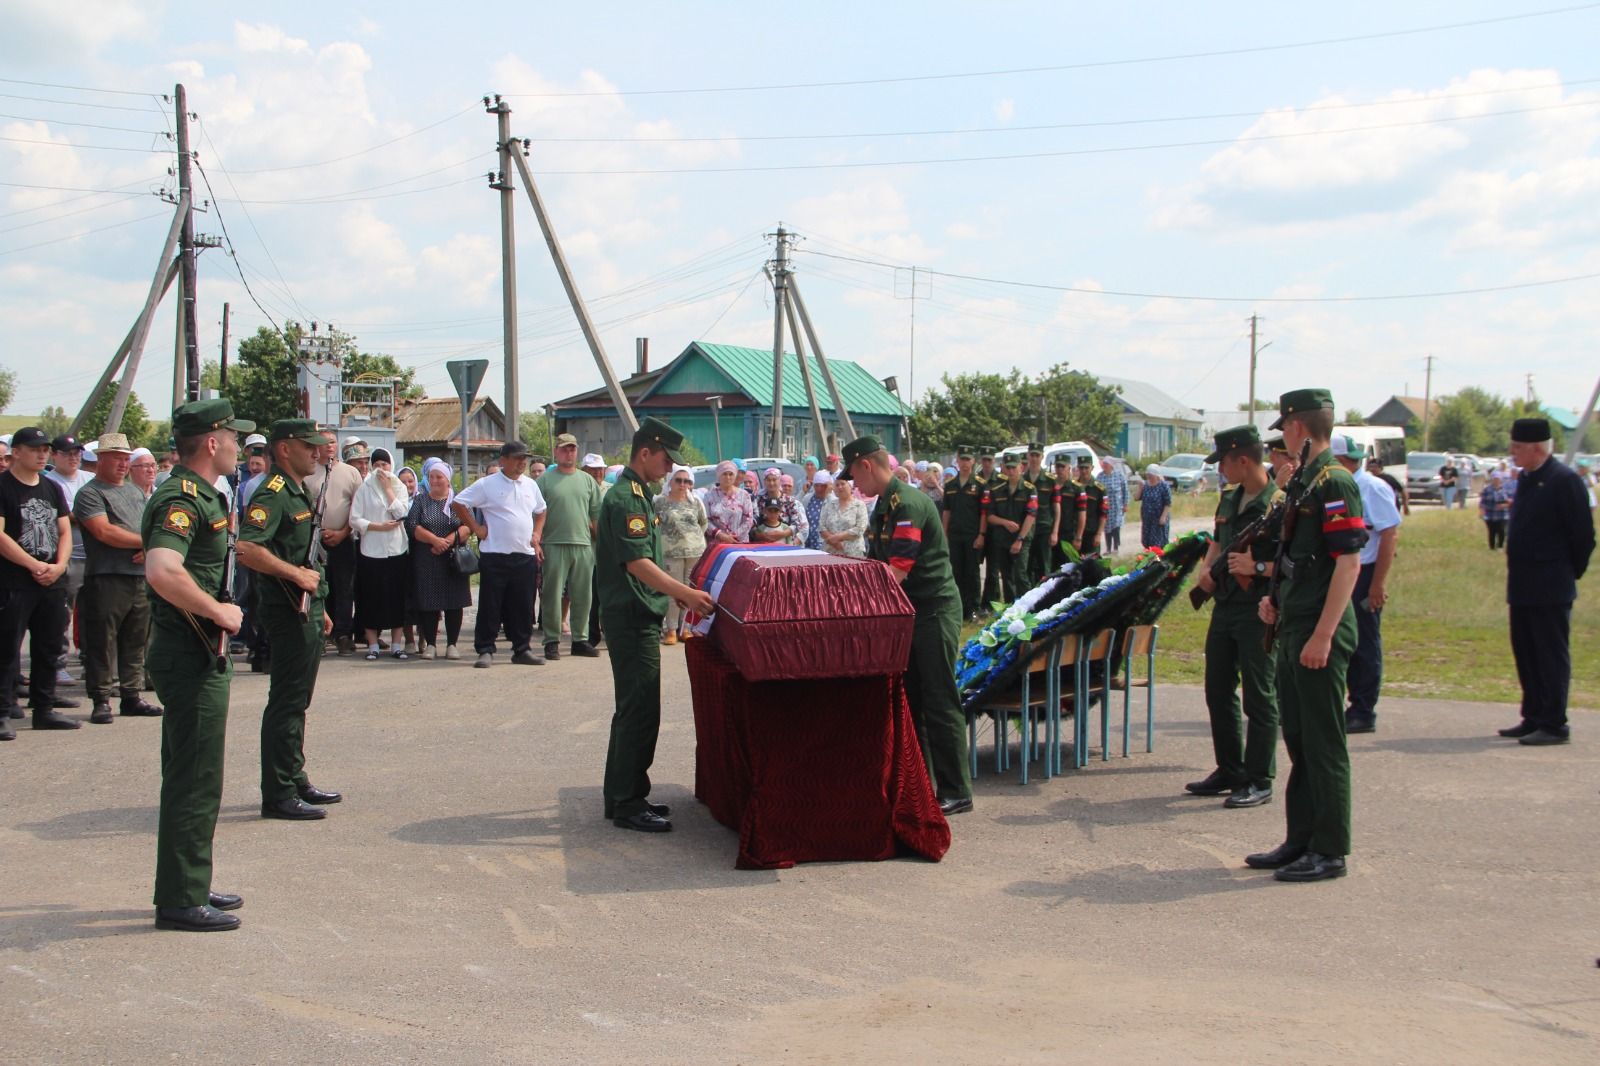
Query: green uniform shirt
238,464,327,609
987,477,1038,532
141,464,232,635
536,468,603,546
1279,448,1367,624
1212,479,1280,605
595,465,668,619
941,474,988,536
1076,479,1109,543
868,481,959,611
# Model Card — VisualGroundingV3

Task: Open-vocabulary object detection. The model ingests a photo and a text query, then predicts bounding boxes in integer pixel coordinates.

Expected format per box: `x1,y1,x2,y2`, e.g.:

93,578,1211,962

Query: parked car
1147,453,1216,493
689,458,806,491
1406,451,1450,501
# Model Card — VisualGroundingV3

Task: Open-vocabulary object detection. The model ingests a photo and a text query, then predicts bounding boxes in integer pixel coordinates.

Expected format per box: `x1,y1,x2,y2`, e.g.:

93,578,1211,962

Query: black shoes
939,796,975,816
51,694,80,709
208,891,243,911
511,649,546,666
606,801,671,819
298,784,342,805
1224,784,1273,809
0,720,13,741
571,641,600,658
336,635,356,656
613,810,672,832
1274,852,1347,882
1345,714,1375,734
544,641,561,661
1519,729,1571,746
33,710,81,730
250,657,271,673
262,796,327,820
121,697,163,717
1244,842,1306,869
1497,720,1538,738
1184,769,1240,796
155,904,240,932
90,701,115,725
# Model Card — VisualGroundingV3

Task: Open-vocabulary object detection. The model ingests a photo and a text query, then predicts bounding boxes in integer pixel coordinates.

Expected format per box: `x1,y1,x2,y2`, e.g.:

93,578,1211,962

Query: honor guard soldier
983,453,1037,604
1248,389,1368,883
940,445,988,619
597,418,715,832
144,399,253,932
1048,455,1073,568
1023,443,1055,584
237,419,342,822
843,435,974,815
1187,425,1281,809
1072,455,1110,557
976,449,997,490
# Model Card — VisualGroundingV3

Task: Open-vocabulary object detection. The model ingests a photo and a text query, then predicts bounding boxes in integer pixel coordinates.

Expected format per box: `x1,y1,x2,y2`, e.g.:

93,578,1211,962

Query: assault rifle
1188,497,1285,610
295,462,331,622
213,519,237,673
1261,438,1314,653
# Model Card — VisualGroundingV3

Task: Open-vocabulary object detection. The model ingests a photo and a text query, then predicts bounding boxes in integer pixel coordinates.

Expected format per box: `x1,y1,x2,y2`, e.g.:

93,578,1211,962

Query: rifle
295,461,331,622
1261,438,1315,653
1189,496,1285,610
212,518,237,673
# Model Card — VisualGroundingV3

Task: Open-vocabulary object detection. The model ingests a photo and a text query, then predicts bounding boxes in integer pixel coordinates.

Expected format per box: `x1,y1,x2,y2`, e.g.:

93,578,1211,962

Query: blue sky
3,1,1596,433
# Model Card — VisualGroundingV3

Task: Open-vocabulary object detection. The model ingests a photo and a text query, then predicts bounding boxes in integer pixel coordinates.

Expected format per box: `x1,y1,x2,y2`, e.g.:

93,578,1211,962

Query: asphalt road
3,639,1596,1064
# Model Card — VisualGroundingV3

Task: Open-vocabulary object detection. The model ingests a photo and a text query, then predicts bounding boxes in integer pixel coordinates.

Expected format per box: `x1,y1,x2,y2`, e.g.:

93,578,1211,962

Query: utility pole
1422,354,1436,449
1526,373,1535,404
1040,395,1048,443
1247,313,1258,418
173,84,199,406
218,301,230,391
894,266,929,454
768,225,791,457
487,96,520,443
787,278,856,445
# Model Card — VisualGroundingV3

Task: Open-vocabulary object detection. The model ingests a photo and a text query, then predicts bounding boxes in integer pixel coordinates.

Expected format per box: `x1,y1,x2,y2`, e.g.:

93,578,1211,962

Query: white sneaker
404,640,418,655
445,644,461,661
419,644,436,660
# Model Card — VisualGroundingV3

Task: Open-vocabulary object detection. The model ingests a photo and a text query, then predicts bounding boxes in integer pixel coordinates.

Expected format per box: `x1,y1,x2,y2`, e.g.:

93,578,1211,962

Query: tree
1430,393,1490,454
1238,399,1275,411
200,359,222,391
37,405,70,438
1342,408,1366,426
77,386,152,447
909,363,1122,455
344,352,423,399
0,367,15,413
518,411,555,459
224,325,302,426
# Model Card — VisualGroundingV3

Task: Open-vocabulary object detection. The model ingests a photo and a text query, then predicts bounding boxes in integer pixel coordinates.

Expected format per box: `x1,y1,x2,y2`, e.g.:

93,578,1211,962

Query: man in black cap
1498,418,1594,745
452,439,548,668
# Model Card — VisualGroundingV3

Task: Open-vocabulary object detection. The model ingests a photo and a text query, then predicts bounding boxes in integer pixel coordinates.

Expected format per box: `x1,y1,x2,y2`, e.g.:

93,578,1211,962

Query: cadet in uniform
1072,455,1110,557
1248,389,1367,883
237,420,341,821
597,418,716,832
144,399,253,932
983,454,1036,603
1048,455,1074,568
1187,425,1280,809
940,445,988,619
843,435,973,815
1024,443,1055,584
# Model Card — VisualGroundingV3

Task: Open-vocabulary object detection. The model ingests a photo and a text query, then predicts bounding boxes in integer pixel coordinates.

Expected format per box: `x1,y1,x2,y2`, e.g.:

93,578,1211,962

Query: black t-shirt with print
0,471,68,588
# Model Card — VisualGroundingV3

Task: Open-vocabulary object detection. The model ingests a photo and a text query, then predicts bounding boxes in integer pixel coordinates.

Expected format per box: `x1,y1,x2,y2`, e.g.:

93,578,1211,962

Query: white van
1335,425,1407,482
1041,440,1101,472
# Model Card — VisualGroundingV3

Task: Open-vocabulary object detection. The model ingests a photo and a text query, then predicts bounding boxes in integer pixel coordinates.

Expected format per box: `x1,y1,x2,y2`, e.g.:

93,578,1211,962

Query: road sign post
445,359,490,482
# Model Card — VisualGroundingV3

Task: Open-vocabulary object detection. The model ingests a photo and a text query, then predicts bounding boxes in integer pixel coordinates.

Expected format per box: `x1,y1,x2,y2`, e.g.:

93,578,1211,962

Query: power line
205,103,481,174
0,90,162,113
0,134,171,152
0,176,161,219
0,209,169,256
0,111,173,136
0,178,168,194
0,75,159,97
0,192,151,234
192,158,288,343
698,267,767,338
503,4,1600,98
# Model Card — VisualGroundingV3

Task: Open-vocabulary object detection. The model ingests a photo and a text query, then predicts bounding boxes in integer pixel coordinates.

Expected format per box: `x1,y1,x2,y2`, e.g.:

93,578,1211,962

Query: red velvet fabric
686,638,951,870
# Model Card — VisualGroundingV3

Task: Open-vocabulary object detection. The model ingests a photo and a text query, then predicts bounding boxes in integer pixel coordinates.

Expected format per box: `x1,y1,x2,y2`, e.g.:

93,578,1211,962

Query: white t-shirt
46,467,95,560
454,472,547,556
1354,468,1401,567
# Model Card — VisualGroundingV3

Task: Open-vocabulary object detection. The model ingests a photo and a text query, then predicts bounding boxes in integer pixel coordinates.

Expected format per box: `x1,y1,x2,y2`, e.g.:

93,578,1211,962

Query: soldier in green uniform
842,435,973,815
1186,425,1281,809
940,445,988,620
1048,455,1074,568
1247,390,1368,883
1072,455,1110,556
144,399,253,932
976,450,997,491
236,420,340,822
597,417,715,833
983,454,1037,604
1024,443,1055,584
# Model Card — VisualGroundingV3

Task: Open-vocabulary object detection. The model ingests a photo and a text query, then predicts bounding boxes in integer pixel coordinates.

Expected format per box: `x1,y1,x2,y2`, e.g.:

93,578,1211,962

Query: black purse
447,543,479,576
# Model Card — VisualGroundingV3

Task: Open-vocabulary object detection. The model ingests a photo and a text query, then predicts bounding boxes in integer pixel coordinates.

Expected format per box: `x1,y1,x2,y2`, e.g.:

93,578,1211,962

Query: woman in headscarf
407,458,472,659
818,473,869,557
753,467,808,544
351,448,414,660
1139,466,1172,549
397,465,419,500
704,459,755,544
652,465,708,645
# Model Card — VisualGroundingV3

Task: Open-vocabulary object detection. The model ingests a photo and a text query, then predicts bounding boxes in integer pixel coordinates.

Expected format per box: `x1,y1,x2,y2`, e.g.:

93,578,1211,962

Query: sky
2,1,1597,433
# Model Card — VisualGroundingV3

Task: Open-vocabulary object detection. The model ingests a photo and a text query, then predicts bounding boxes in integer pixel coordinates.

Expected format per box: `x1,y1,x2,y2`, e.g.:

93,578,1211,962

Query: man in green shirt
940,445,987,620
1024,442,1055,585
596,417,715,832
984,454,1037,605
537,433,603,660
842,435,973,816
143,399,252,932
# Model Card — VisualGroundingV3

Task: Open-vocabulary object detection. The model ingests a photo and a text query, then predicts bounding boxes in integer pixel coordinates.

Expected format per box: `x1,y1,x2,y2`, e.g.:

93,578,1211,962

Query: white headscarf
421,456,454,512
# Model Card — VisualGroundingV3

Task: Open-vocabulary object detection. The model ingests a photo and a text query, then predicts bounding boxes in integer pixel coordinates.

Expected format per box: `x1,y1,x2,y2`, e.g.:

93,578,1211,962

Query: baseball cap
50,433,84,452
12,427,50,448
244,432,268,449
554,433,578,448
581,452,605,469
500,439,529,458
1330,434,1364,460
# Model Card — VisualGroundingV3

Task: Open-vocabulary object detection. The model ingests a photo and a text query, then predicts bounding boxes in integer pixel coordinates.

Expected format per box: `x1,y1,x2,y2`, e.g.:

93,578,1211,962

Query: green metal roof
650,342,911,417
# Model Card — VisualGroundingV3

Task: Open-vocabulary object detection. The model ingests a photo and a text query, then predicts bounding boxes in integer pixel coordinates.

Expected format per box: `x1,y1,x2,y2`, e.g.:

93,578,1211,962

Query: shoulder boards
631,480,644,497
266,474,286,492
181,479,198,497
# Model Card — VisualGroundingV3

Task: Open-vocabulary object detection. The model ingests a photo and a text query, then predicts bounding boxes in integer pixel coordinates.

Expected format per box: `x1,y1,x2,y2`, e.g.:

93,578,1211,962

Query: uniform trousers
601,607,661,819
0,581,67,714
947,532,982,617
79,574,150,702
1029,525,1055,585
1345,563,1384,720
1202,601,1278,788
474,552,537,656
903,603,972,801
1276,613,1356,857
257,599,323,802
149,627,229,907
1510,603,1572,735
984,532,1030,605
541,543,593,645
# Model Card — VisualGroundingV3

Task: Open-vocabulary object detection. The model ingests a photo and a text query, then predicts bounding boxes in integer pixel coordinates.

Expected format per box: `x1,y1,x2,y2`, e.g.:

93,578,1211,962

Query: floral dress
702,486,755,544
818,494,869,557
1139,478,1171,549
653,492,708,560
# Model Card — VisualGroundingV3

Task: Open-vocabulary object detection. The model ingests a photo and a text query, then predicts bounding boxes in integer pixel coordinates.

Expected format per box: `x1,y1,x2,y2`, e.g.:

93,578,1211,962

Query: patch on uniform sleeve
291,509,312,523
626,514,649,538
246,504,270,529
180,479,198,497
210,517,228,531
163,506,194,537
265,474,285,493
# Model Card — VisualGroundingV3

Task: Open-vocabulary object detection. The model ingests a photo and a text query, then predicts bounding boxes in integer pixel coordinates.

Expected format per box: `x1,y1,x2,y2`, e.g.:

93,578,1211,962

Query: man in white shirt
46,434,96,682
1332,435,1401,734
452,440,548,668
304,429,365,654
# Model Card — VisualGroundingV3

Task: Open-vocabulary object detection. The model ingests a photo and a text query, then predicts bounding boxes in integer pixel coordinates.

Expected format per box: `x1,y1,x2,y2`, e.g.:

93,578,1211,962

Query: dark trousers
601,608,661,819
475,552,537,656
1202,602,1279,788
588,568,603,647
984,533,1027,605
904,604,972,801
948,531,982,617
149,628,230,907
416,609,463,647
1486,520,1507,550
79,574,150,702
1104,524,1122,553
0,581,67,714
258,603,323,802
1345,563,1384,720
1277,614,1356,856
1510,603,1572,735
324,537,357,640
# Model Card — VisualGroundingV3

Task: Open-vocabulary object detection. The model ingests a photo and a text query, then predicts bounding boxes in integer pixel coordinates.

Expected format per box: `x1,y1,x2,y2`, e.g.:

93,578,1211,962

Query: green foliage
909,363,1122,456
1430,393,1491,454
517,411,554,459
37,405,70,438
1342,408,1366,425
1238,398,1276,411
77,386,152,447
224,325,302,426
0,367,15,413
200,359,222,391
344,352,423,399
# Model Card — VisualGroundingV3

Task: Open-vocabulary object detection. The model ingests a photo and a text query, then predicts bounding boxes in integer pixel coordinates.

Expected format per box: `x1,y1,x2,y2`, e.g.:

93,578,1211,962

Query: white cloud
0,0,157,62
994,98,1015,123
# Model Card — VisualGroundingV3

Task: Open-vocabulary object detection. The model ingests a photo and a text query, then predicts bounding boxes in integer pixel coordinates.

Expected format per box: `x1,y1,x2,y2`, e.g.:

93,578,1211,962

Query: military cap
554,432,578,448
172,397,254,438
1076,455,1093,468
956,444,975,459
1027,441,1044,455
1268,387,1335,431
1001,453,1021,468
268,418,323,445
836,435,885,480
632,416,686,464
1510,418,1551,443
1205,423,1262,464
343,441,370,461
1053,455,1071,468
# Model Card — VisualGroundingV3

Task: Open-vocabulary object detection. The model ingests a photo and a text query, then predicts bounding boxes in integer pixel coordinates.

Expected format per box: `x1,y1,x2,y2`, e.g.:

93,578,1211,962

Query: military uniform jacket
1076,480,1110,541
239,464,328,610
986,479,1038,534
595,465,669,619
1279,448,1367,626
1212,480,1280,606
141,464,232,637
1505,456,1594,606
941,474,989,536
1028,471,1056,527
868,481,959,612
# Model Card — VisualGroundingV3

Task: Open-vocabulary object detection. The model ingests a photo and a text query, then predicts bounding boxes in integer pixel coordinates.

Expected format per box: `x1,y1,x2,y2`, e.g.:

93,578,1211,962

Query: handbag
447,543,479,576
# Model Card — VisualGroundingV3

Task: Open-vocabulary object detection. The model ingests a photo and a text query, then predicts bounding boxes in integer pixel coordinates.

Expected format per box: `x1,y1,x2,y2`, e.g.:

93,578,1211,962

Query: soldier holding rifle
1246,390,1367,883
237,419,341,822
143,399,253,932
